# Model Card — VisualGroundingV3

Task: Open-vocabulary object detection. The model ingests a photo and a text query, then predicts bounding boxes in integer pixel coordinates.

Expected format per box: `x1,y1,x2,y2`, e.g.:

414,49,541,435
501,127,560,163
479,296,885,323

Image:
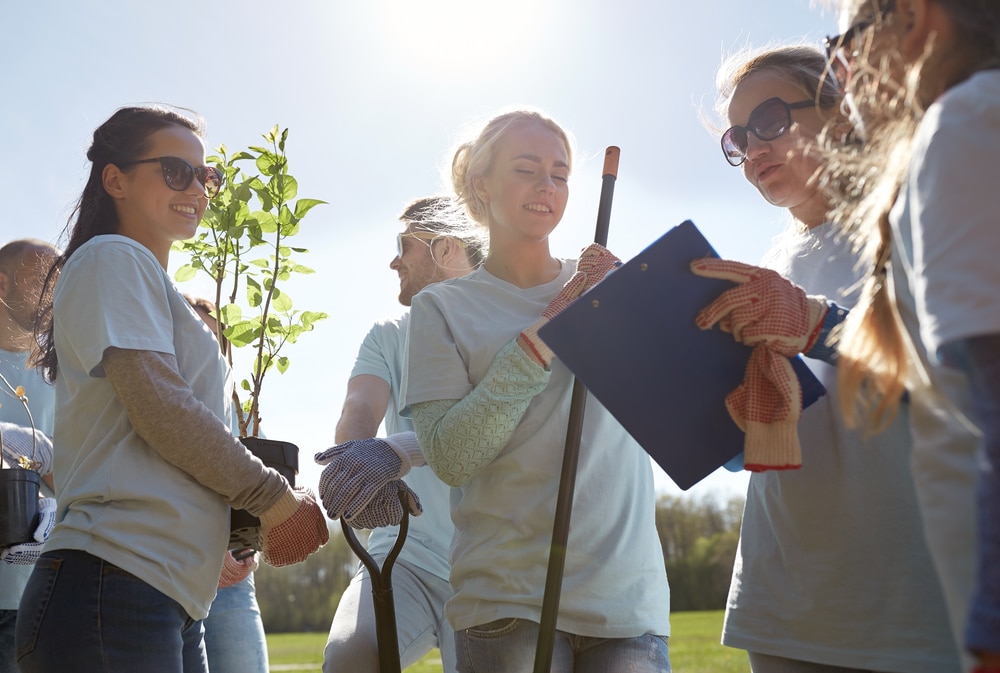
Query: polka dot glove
690,259,829,355
259,487,329,568
521,243,622,367
342,480,422,530
314,433,421,521
692,259,829,471
1,496,57,566
725,347,804,471
218,549,258,589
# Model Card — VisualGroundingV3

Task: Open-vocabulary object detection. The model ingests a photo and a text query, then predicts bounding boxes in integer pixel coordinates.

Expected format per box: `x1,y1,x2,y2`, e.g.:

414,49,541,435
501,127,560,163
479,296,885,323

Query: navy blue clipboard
538,220,826,490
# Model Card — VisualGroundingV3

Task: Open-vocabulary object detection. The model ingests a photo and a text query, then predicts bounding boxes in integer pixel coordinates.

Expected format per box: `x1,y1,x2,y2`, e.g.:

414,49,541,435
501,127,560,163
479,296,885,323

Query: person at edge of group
13,105,328,673
398,108,670,673
692,1,1000,671
698,43,960,673
0,239,59,673
186,295,268,673
316,195,484,673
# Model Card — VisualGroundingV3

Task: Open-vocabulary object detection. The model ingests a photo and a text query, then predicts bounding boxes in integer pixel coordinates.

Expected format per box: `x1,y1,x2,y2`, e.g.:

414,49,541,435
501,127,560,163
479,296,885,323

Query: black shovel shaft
341,492,411,673
533,147,619,673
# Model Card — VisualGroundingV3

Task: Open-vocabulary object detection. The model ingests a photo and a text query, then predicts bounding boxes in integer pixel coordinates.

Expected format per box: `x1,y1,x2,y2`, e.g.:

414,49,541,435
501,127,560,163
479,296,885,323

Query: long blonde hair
824,0,1000,428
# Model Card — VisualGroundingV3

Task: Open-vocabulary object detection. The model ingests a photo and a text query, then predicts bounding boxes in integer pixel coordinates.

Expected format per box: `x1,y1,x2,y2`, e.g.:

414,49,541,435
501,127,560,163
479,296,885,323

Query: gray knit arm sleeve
103,347,289,516
409,339,550,486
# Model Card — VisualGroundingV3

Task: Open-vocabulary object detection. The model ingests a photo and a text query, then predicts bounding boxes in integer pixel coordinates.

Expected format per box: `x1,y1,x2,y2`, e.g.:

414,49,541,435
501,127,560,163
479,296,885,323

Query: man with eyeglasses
316,196,483,673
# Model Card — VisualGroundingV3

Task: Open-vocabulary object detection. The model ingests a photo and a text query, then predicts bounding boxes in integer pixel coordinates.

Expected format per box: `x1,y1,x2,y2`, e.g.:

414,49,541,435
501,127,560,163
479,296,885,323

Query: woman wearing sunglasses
698,45,960,673
822,1,1000,671
402,109,670,672
13,105,328,673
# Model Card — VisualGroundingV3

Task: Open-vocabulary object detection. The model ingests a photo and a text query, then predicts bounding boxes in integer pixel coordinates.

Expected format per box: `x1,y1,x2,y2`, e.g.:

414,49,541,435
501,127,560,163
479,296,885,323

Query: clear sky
3,0,839,503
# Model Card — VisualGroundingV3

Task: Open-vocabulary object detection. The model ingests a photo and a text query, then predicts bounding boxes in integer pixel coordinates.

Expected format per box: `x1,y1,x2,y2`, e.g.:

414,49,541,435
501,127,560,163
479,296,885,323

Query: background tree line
254,493,745,633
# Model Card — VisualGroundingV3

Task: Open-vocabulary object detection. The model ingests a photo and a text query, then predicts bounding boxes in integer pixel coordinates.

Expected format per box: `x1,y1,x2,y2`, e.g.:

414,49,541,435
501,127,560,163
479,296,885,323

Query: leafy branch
174,125,328,437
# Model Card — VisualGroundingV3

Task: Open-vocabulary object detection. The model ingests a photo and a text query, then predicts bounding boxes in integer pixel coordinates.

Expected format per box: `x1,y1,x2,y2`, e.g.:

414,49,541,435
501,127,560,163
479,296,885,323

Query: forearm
410,339,549,486
334,398,383,443
103,347,288,516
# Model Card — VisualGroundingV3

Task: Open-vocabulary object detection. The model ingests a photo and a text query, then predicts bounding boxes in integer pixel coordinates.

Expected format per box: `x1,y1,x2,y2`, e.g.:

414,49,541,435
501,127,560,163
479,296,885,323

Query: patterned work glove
218,549,258,589
725,347,804,470
520,243,621,367
690,259,829,355
342,480,422,530
0,422,53,476
1,496,57,566
314,433,422,521
259,487,329,567
691,259,829,471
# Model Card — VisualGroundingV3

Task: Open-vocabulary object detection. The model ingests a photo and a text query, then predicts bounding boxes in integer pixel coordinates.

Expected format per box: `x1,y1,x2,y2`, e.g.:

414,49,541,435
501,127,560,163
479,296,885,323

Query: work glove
259,487,329,567
690,259,829,355
0,422,53,476
314,433,423,520
218,549,258,588
1,496,57,566
341,480,422,530
691,259,829,471
520,243,621,367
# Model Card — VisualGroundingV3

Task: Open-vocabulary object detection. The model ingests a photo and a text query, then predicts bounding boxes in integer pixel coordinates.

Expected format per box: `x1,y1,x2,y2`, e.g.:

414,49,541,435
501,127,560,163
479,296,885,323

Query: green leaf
271,288,293,312
293,198,326,219
219,303,243,324
174,264,198,282
276,356,290,374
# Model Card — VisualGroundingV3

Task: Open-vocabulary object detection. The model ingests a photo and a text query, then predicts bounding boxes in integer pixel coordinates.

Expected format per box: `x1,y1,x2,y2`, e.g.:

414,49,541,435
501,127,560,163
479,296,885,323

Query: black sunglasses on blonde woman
118,156,224,198
721,97,815,166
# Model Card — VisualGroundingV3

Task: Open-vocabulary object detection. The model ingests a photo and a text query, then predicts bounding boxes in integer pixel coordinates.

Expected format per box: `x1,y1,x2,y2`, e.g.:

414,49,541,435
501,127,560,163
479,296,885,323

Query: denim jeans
203,574,268,673
15,550,207,673
455,617,670,673
0,610,17,673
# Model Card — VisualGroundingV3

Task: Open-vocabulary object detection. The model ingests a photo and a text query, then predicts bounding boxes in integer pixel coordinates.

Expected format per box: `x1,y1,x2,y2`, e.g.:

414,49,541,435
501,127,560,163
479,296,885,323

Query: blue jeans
455,618,670,673
15,550,207,673
0,610,17,673
203,574,268,673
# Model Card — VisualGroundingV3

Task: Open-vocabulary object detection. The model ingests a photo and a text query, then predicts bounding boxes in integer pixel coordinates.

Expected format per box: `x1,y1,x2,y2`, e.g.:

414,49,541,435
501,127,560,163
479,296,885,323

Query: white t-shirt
403,262,670,638
350,313,452,581
722,223,960,672
887,68,1000,659
45,235,233,620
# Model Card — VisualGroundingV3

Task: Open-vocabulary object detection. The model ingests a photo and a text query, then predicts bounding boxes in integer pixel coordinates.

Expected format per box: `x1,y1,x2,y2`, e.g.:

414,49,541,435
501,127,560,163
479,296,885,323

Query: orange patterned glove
692,259,829,471
259,487,329,567
691,259,828,355
724,347,804,470
218,549,258,588
520,243,621,367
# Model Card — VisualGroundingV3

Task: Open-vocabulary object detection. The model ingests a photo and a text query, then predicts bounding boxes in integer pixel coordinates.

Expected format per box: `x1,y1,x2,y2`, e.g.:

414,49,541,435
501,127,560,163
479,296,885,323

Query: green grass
265,610,748,672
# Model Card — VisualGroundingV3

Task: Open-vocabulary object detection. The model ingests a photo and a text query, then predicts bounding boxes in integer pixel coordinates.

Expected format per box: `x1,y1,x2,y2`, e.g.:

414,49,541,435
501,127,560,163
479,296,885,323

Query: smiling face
475,120,570,245
728,70,829,227
389,226,453,306
105,124,211,267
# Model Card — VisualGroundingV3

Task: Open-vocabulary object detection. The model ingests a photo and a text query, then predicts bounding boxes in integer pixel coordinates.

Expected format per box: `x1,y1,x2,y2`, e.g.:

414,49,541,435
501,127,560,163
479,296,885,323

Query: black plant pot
230,437,298,552
0,467,41,548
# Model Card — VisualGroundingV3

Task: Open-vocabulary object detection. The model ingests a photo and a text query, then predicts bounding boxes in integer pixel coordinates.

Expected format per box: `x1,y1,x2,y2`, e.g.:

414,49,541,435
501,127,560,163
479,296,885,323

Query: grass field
265,610,749,672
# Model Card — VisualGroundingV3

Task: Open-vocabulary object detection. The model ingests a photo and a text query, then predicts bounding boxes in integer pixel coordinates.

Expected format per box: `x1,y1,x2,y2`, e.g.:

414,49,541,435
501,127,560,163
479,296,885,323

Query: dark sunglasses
823,1,896,61
118,156,224,199
721,97,815,167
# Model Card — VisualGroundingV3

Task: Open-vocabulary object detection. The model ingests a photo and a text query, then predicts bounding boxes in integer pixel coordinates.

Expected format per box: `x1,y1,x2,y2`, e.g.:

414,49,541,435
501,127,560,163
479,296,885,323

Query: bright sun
375,0,549,76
